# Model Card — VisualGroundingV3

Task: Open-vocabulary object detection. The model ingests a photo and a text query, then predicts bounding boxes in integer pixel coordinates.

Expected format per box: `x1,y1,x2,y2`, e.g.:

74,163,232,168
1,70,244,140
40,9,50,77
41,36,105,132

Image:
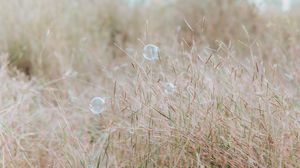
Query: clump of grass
0,0,300,167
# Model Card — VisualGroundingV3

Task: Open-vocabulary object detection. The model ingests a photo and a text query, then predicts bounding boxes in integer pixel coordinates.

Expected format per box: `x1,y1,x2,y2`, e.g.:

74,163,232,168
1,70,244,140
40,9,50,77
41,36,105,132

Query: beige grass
0,0,300,167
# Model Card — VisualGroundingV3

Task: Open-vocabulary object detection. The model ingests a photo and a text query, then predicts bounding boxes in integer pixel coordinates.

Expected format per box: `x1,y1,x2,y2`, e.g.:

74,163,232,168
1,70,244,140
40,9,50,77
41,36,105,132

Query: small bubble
89,97,106,114
164,82,176,95
143,44,159,61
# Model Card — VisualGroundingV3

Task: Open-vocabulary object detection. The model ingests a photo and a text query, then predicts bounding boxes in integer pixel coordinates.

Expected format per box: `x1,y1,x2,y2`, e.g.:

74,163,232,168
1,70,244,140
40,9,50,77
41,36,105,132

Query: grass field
0,0,300,167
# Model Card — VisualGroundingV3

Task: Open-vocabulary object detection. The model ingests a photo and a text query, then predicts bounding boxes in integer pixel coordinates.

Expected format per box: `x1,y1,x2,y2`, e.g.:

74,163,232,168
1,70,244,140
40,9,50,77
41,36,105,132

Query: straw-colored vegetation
0,0,300,167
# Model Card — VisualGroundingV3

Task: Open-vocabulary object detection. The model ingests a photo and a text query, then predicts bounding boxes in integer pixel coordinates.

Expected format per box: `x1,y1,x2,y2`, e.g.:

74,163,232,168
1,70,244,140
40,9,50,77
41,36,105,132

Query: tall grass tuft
0,0,300,167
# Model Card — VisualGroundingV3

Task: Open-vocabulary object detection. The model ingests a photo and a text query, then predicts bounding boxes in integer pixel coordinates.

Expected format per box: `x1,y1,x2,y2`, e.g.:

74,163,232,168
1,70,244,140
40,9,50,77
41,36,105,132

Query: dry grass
0,0,300,167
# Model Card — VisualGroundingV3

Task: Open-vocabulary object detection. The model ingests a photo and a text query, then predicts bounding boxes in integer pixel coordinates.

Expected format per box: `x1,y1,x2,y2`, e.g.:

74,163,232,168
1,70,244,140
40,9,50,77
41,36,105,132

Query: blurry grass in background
0,0,300,167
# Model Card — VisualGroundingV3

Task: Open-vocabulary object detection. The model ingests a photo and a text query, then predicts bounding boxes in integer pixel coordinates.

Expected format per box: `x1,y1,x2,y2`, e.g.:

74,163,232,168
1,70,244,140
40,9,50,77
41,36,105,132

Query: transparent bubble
143,44,159,61
89,97,106,114
86,165,93,168
164,82,176,95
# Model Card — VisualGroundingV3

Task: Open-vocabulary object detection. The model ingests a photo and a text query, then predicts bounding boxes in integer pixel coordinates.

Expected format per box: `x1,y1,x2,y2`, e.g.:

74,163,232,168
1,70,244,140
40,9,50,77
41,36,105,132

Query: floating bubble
164,82,176,95
89,97,106,114
143,44,159,61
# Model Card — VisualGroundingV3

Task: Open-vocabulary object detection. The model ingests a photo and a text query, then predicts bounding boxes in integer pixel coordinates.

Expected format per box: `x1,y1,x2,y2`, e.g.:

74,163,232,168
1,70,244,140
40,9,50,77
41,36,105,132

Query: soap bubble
164,82,176,95
143,44,159,61
89,97,106,114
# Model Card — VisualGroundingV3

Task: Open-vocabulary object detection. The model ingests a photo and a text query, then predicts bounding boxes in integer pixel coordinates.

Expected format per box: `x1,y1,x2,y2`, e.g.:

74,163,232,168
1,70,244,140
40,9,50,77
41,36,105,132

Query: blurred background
127,0,297,11
1,0,300,167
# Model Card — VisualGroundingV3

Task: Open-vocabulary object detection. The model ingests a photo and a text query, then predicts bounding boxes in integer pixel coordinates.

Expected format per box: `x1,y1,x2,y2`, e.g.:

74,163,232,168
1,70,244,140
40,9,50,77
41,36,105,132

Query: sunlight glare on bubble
143,44,159,61
89,97,106,114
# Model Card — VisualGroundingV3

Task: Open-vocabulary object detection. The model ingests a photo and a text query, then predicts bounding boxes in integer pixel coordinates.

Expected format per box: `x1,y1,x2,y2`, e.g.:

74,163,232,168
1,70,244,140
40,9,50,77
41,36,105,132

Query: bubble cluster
164,82,176,95
143,44,159,61
89,97,106,114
